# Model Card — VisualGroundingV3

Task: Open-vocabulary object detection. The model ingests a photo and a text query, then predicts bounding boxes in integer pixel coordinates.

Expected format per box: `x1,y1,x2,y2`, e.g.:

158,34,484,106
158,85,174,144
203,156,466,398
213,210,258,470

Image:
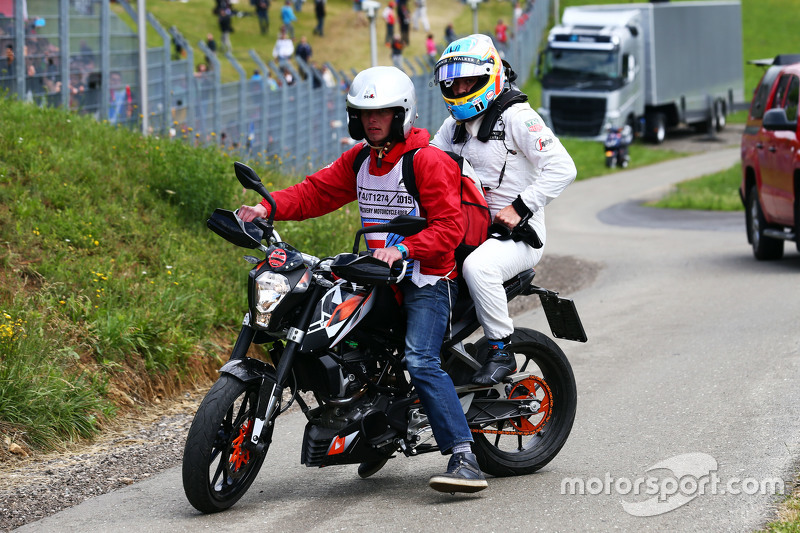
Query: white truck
537,1,745,143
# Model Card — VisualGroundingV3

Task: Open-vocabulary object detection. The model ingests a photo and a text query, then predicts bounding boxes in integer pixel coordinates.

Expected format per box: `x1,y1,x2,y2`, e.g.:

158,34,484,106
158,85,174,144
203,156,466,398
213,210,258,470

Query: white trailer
537,1,745,143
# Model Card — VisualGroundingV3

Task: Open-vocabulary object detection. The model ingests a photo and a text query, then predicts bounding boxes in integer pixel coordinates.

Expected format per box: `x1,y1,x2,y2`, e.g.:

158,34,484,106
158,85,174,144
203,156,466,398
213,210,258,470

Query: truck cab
538,9,643,142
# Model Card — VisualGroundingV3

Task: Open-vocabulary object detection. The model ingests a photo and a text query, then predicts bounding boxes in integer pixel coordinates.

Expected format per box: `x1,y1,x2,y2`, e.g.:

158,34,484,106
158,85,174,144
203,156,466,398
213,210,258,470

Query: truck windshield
541,48,622,89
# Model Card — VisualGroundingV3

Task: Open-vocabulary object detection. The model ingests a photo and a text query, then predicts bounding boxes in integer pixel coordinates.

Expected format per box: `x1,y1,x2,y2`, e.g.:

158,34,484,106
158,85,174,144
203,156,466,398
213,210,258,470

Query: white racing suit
431,102,576,341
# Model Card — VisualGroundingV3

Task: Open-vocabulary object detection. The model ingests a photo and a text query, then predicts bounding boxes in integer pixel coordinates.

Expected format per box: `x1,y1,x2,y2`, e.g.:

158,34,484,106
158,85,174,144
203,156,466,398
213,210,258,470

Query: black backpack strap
400,147,422,200
351,144,371,175
476,89,528,142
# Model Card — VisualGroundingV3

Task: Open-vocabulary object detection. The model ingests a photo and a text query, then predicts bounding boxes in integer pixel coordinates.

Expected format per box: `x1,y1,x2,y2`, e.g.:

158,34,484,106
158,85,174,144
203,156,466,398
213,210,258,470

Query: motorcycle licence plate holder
526,286,587,343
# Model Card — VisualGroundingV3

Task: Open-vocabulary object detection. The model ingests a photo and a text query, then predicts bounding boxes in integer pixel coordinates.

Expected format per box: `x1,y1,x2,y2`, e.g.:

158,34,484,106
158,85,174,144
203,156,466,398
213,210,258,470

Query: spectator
425,33,437,67
495,18,508,57
312,0,325,37
252,0,270,36
251,69,262,81
280,0,297,39
293,0,304,12
108,70,133,125
444,23,457,44
194,62,209,78
319,63,335,88
295,35,312,64
398,2,410,44
411,0,429,32
2,44,14,74
272,29,294,67
390,35,404,70
382,2,395,45
217,0,234,51
206,33,217,55
281,66,295,86
495,18,508,46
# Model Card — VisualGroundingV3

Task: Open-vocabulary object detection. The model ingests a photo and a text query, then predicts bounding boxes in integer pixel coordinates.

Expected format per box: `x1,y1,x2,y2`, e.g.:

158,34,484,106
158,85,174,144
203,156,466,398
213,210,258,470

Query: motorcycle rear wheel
468,328,577,477
182,374,272,513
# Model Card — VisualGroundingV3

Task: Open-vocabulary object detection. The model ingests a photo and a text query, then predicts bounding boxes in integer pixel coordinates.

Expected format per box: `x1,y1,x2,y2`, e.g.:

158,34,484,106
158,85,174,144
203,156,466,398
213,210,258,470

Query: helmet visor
434,55,492,84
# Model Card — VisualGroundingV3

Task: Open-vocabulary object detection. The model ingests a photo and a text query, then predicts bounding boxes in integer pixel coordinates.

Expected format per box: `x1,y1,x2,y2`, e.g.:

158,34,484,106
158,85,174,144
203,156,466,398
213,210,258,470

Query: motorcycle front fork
245,285,325,450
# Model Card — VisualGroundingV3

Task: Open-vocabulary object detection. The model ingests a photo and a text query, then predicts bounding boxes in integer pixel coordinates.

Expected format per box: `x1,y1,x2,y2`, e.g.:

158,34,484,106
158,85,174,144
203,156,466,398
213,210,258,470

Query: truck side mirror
763,108,798,131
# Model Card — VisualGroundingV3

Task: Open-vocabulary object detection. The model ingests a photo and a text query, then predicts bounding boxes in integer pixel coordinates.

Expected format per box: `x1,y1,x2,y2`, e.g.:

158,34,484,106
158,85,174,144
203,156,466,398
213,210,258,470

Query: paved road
18,149,800,532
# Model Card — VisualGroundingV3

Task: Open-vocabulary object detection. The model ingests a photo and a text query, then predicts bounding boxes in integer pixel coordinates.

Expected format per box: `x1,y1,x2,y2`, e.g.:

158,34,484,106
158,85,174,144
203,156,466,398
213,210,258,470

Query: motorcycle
182,162,587,513
604,125,633,169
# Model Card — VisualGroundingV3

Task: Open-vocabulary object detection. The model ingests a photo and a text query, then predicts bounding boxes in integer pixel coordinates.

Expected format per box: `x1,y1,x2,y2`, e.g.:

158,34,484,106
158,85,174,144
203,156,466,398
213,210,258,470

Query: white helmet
346,66,418,142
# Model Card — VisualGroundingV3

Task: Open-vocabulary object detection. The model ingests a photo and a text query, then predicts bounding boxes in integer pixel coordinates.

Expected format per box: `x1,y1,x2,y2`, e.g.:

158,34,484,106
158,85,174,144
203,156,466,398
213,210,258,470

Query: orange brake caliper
229,419,252,472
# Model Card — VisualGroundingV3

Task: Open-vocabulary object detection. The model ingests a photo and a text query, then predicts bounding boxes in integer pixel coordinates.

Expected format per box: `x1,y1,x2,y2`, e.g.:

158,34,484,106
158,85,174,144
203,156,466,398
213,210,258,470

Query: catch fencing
1,0,551,174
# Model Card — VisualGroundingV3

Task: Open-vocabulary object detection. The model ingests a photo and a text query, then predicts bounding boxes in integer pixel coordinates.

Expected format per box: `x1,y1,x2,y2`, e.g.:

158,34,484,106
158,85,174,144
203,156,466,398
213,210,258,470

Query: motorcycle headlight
253,271,290,328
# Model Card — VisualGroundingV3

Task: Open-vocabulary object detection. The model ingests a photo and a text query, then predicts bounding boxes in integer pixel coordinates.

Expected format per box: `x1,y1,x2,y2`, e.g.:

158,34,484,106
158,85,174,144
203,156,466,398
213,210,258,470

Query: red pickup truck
740,54,800,260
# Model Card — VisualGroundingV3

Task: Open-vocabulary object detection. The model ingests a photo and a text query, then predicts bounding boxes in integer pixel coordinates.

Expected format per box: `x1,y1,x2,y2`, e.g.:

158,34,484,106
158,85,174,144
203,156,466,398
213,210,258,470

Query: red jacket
259,127,463,277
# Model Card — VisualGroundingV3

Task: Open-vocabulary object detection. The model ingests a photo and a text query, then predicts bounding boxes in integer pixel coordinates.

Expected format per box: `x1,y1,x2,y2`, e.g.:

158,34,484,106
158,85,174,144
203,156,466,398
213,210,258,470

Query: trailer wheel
645,113,666,144
714,100,727,132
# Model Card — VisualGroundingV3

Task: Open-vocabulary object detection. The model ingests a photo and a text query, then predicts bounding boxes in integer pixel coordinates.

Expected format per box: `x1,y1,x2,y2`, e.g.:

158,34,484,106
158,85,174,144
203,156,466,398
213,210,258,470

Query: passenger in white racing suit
431,34,577,385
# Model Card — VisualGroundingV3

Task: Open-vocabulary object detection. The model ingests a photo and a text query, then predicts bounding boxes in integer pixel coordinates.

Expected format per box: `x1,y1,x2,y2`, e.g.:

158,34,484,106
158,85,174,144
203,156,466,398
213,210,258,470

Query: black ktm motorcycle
182,162,587,513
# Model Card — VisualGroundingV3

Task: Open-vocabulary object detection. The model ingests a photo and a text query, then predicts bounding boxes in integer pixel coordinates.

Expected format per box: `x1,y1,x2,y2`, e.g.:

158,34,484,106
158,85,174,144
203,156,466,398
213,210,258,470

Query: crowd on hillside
199,0,533,90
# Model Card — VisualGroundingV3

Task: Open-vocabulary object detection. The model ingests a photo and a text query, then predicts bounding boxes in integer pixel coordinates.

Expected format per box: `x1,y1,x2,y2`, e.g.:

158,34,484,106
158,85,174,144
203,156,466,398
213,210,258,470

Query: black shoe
471,350,516,385
357,457,389,479
428,452,488,493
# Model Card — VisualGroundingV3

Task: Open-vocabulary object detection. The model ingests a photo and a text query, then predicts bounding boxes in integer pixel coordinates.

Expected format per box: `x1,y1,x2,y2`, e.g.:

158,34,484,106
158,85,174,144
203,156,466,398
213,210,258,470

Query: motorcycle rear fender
219,357,277,384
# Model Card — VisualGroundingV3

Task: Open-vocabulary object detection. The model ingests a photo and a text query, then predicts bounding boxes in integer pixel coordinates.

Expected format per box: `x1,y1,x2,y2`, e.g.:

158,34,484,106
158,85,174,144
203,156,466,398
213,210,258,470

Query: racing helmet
346,66,418,142
434,34,505,121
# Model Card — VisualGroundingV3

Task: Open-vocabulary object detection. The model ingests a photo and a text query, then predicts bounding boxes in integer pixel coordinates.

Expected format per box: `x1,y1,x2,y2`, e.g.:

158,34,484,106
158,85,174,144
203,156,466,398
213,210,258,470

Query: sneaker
428,452,488,493
471,348,516,386
357,457,389,479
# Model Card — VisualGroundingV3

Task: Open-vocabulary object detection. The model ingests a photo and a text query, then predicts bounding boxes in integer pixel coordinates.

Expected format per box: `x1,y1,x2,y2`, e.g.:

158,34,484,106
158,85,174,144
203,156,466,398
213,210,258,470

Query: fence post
58,0,70,109
13,0,24,99
225,50,248,150
148,14,173,136
198,41,221,141
100,0,111,122
249,50,270,159
170,27,195,129
269,59,289,169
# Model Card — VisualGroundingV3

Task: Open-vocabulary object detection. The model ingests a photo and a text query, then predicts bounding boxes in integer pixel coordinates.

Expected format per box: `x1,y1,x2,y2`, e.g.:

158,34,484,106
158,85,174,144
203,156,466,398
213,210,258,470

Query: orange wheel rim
508,376,552,434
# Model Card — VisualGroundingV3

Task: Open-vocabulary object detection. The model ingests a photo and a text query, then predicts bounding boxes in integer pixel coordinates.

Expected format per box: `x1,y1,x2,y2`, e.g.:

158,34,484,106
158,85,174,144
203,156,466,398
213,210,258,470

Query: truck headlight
254,271,290,328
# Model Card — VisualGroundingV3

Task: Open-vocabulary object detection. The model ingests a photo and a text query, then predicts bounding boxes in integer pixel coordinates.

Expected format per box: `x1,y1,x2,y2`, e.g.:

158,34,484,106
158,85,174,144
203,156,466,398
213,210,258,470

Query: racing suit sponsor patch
535,136,555,151
525,118,544,132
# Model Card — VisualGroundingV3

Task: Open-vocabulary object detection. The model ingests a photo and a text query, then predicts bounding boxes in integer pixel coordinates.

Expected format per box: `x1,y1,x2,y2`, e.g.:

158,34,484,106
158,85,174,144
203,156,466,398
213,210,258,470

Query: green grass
0,96,359,452
647,163,743,211
130,0,514,82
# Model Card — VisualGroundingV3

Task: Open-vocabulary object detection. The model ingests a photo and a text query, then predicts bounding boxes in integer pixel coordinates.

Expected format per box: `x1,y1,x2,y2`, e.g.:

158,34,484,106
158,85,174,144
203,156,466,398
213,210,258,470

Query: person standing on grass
313,0,326,36
281,0,297,39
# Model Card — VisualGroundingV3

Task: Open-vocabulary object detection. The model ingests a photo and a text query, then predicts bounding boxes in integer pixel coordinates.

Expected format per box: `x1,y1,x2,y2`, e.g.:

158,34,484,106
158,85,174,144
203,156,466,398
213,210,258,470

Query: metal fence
1,0,551,174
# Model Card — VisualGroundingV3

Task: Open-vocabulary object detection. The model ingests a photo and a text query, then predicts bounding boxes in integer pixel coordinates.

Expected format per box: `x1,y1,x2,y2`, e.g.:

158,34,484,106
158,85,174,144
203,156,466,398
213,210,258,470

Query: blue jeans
401,278,473,454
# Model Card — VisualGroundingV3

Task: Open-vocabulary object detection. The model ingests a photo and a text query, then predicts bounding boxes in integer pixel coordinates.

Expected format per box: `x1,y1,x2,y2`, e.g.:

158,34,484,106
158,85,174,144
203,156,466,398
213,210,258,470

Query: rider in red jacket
239,66,488,493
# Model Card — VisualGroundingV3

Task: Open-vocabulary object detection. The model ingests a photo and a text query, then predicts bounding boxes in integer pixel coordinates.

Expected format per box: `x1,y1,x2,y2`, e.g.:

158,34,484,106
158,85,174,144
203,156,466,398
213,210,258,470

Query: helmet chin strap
366,139,393,168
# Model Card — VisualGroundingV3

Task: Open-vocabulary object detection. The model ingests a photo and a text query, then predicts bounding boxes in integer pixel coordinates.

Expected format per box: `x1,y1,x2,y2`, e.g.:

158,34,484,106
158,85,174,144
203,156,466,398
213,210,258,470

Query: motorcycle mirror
234,161,277,227
352,215,426,254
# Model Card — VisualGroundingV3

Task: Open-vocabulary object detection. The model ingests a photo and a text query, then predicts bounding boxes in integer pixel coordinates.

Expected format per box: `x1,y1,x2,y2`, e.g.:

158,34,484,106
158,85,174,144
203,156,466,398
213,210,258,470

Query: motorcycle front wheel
182,374,272,513
467,328,577,477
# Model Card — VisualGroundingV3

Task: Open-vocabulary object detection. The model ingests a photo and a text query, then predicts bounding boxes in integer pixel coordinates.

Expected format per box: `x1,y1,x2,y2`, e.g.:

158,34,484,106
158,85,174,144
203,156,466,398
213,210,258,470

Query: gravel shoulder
0,252,599,532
